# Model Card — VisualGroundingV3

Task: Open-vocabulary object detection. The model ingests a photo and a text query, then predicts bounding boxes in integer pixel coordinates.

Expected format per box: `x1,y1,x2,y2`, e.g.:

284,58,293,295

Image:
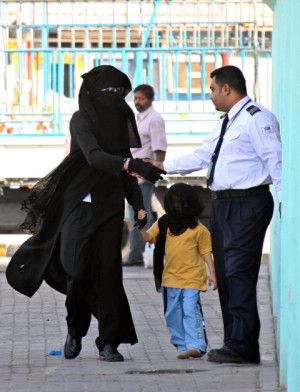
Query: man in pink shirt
123,84,167,267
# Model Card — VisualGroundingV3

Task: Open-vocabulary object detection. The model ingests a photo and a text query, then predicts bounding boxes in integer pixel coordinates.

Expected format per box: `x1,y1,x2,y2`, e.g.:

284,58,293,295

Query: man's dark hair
210,65,247,95
133,84,154,99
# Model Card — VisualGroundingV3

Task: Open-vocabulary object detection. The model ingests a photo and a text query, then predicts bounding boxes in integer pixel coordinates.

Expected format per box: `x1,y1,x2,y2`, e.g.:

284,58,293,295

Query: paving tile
0,263,285,392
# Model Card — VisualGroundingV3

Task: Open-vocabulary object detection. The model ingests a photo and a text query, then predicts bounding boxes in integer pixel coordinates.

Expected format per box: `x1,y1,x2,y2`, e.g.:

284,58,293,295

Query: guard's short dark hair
210,65,247,95
133,84,154,99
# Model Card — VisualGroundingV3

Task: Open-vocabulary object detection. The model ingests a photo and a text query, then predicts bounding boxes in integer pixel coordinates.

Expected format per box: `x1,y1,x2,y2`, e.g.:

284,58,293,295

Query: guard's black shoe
99,344,124,362
64,334,82,359
208,345,259,364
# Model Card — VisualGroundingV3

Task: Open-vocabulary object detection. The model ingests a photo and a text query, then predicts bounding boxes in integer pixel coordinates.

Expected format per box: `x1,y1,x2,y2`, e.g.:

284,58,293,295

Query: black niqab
79,65,141,154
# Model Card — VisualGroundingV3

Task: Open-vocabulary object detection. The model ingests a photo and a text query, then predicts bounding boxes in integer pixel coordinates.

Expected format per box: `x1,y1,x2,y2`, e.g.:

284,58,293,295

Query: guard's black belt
211,185,269,200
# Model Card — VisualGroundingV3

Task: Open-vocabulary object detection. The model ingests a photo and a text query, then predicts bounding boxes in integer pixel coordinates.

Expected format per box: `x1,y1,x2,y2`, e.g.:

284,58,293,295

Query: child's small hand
208,272,218,290
138,209,147,220
135,209,147,229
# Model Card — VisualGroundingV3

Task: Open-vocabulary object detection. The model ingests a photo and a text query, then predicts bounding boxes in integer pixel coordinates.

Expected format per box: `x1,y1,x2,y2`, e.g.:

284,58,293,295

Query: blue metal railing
0,0,273,136
0,47,272,136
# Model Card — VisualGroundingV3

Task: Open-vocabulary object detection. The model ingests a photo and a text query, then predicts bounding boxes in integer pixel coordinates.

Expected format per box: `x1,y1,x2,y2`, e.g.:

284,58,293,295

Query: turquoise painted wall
268,0,300,390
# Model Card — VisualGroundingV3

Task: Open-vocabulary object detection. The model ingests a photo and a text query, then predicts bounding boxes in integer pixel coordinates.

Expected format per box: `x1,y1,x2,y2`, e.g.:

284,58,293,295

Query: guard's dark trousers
209,191,274,362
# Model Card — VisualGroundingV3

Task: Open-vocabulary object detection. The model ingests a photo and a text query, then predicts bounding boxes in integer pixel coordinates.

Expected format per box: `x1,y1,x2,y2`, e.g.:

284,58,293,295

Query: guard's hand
143,158,164,171
128,158,166,184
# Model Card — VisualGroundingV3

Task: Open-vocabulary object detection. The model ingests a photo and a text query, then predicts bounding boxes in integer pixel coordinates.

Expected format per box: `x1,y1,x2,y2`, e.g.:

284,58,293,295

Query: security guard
148,65,281,364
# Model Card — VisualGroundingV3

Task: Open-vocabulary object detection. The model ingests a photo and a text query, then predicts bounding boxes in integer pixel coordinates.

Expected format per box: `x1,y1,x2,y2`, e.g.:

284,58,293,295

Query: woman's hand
127,158,166,183
135,209,148,229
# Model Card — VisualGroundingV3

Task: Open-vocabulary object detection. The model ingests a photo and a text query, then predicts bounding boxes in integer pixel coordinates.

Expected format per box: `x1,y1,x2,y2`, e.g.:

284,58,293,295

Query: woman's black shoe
99,344,124,362
64,333,82,359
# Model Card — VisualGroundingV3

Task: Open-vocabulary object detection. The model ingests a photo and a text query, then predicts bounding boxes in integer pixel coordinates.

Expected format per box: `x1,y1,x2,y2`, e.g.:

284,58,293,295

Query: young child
136,183,217,359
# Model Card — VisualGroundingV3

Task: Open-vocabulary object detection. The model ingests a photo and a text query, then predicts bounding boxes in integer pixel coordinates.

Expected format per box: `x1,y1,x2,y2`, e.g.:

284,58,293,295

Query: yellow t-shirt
147,221,212,291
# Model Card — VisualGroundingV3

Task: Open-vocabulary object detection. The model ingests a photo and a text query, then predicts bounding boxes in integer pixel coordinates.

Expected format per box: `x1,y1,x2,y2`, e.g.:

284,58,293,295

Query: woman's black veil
20,65,141,234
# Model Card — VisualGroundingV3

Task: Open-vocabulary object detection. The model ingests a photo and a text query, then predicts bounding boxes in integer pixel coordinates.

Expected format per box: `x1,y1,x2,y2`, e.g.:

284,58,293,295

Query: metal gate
0,0,273,135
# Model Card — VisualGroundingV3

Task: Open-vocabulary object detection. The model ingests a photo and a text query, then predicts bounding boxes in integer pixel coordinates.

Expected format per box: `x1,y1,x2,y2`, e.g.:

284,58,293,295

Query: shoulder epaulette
246,105,261,115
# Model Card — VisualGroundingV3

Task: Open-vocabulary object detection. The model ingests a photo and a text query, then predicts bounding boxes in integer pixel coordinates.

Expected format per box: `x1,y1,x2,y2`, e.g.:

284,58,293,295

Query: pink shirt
131,105,167,160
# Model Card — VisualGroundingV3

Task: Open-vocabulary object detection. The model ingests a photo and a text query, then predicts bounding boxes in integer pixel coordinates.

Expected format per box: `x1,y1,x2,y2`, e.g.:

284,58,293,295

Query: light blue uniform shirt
164,96,282,202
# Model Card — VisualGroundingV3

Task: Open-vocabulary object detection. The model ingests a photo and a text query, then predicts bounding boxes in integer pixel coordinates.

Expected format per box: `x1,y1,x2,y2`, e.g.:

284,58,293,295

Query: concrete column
270,0,300,390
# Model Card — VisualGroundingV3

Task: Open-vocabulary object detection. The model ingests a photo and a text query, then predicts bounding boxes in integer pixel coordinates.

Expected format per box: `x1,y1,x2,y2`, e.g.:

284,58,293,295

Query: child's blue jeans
162,287,207,353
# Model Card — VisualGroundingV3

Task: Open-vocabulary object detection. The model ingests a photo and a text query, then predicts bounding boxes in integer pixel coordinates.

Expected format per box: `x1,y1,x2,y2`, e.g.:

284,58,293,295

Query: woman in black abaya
6,65,164,362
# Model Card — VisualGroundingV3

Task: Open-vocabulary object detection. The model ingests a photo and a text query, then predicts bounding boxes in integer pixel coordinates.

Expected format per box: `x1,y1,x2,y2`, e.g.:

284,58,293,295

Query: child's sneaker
186,348,203,358
177,351,189,359
177,348,203,359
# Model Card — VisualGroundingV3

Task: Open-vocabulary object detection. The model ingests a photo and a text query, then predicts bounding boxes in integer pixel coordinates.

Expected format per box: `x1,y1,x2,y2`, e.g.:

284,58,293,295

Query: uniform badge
261,125,274,135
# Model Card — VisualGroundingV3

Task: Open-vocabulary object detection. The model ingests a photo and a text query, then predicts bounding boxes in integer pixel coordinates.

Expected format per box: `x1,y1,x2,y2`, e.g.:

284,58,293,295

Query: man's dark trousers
209,191,274,362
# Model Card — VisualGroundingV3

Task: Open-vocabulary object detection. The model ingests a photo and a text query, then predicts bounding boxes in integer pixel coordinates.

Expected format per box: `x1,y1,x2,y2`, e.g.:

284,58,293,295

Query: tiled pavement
0,261,285,392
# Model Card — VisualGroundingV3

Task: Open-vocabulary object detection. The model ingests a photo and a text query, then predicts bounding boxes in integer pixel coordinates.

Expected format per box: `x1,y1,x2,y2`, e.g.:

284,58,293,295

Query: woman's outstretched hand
127,158,166,183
